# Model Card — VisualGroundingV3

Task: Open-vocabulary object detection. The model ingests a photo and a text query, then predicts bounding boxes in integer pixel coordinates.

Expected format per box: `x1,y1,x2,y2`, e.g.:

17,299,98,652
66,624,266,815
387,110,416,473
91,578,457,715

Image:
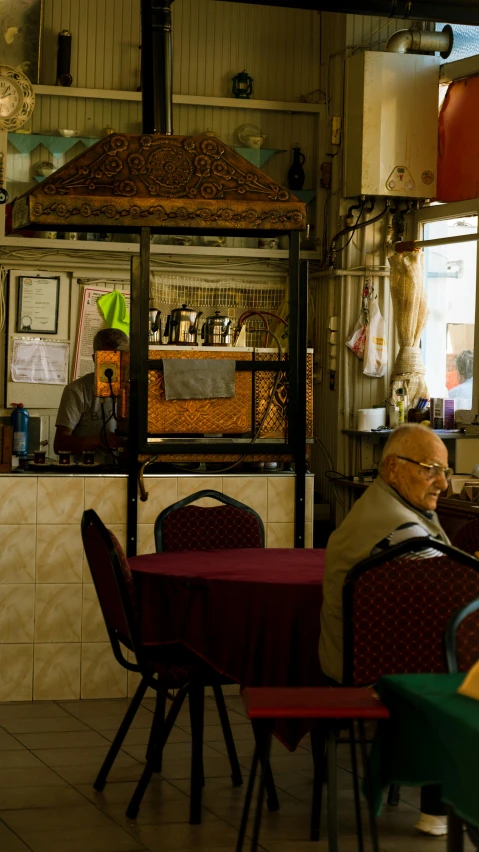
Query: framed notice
16,276,60,334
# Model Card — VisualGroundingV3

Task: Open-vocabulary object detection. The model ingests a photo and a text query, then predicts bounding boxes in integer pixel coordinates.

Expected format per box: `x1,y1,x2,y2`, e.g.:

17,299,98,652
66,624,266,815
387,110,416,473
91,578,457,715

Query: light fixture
232,69,253,99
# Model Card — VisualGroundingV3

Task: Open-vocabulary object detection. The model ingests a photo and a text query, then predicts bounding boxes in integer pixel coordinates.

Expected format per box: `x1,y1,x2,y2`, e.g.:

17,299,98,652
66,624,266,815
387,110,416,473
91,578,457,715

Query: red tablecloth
129,548,325,748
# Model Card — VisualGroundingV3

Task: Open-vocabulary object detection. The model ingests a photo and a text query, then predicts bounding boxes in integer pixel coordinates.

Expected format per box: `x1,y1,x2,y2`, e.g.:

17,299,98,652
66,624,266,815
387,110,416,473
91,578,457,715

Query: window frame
413,199,479,416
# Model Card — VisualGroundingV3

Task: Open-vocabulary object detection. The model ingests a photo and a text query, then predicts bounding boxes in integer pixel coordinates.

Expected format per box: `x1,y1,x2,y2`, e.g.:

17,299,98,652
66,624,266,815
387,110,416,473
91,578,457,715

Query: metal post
127,228,151,557
140,0,174,135
288,231,307,548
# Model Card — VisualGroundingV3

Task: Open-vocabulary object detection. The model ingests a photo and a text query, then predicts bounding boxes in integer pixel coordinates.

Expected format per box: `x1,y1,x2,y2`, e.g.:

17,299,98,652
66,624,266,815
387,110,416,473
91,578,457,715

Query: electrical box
343,51,440,199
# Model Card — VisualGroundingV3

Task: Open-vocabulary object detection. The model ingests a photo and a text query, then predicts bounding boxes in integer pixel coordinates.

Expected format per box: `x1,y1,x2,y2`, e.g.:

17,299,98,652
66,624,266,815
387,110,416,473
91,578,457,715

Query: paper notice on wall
11,339,70,384
73,286,130,379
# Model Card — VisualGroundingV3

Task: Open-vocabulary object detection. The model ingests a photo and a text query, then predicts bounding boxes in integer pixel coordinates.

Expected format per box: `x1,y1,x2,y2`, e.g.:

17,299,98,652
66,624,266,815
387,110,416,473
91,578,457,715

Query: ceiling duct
213,0,479,25
386,24,454,57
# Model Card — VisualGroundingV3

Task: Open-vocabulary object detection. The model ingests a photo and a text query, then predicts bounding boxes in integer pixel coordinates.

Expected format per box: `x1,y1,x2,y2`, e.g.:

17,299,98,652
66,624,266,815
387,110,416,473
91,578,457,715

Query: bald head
380,424,449,512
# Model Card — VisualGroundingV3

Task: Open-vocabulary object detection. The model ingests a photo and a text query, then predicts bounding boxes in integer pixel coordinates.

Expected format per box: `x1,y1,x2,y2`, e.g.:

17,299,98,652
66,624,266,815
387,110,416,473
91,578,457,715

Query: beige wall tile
37,478,84,525
34,643,81,700
305,523,313,549
176,477,223,507
84,477,127,524
0,525,35,583
82,585,108,642
0,477,37,524
266,523,295,548
34,585,82,643
0,644,33,701
306,475,315,525
36,525,83,583
267,477,295,523
81,643,127,699
137,524,155,555
0,584,34,642
82,523,126,583
222,476,268,523
137,477,178,524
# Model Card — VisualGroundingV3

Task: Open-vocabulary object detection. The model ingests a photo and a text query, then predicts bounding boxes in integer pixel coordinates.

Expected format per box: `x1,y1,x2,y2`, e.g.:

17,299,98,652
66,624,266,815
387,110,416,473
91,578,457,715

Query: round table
129,548,325,748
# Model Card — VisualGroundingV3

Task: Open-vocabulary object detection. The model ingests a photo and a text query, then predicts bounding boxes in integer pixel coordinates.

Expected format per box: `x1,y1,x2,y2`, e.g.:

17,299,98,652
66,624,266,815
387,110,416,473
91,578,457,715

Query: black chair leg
189,681,205,825
126,685,188,819
326,729,339,852
251,718,279,812
310,723,326,841
94,677,148,792
349,721,364,852
387,784,400,806
236,747,260,852
212,684,243,787
145,690,166,772
358,720,380,852
250,721,274,852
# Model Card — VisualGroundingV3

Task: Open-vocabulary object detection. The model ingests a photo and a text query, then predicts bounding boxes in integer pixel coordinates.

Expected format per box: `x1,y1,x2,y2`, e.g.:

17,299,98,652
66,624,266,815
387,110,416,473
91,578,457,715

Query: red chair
81,509,242,825
236,688,390,852
342,536,479,811
154,489,265,551
452,518,479,556
153,489,280,815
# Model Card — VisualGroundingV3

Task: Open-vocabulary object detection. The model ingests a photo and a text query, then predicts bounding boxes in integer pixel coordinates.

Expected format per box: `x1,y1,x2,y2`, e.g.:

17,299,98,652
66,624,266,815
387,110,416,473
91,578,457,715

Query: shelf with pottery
33,84,323,114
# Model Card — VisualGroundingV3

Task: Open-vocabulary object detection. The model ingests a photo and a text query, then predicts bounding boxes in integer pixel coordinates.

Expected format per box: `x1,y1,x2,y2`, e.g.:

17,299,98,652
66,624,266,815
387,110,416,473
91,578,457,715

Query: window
418,209,478,414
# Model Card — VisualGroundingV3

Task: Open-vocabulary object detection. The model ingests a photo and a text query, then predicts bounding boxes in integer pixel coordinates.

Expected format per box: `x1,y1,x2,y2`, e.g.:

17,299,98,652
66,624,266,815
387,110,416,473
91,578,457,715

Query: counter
0,471,314,702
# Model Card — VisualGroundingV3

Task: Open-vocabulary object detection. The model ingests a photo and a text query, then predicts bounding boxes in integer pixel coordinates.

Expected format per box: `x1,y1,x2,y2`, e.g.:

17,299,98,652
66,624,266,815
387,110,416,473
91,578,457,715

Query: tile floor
0,690,472,852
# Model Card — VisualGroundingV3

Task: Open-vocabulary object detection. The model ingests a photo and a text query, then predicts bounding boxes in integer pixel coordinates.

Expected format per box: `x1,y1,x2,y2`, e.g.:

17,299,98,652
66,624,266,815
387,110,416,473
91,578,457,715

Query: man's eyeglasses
396,455,453,482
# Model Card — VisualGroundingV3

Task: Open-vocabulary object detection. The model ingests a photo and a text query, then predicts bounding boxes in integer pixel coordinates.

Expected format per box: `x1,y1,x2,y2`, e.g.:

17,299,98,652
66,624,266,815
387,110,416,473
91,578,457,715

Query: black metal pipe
213,0,479,25
141,0,174,135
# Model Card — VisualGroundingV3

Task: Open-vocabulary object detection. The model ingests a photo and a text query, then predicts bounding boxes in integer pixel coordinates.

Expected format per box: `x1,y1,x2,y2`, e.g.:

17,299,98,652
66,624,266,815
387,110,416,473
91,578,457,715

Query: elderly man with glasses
319,423,452,836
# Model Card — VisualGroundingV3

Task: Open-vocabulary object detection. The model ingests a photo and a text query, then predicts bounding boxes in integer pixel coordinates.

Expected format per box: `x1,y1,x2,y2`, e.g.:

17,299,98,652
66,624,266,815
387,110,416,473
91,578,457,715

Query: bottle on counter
10,403,29,457
396,387,408,425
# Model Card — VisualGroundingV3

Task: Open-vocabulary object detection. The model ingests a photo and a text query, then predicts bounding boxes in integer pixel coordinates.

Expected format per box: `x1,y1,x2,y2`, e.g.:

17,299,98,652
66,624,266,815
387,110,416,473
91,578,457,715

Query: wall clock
0,65,35,131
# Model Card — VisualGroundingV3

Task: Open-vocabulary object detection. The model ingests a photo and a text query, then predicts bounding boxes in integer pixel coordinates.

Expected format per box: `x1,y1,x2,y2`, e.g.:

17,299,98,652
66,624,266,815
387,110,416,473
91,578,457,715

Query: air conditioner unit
343,51,440,199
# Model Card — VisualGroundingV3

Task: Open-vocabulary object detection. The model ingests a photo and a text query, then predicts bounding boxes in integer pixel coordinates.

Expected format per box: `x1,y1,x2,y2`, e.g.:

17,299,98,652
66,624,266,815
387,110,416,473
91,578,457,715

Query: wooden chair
452,518,479,556
81,508,242,824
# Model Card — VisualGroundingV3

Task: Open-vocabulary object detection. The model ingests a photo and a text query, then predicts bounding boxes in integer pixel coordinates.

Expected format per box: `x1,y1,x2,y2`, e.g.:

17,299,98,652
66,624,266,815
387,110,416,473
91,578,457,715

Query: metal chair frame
81,509,243,824
445,597,479,674
154,489,265,551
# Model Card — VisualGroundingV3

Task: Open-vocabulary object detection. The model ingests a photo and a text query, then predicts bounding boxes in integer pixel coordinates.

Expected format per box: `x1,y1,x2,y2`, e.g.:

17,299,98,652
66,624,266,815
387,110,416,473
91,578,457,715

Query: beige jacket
318,476,450,683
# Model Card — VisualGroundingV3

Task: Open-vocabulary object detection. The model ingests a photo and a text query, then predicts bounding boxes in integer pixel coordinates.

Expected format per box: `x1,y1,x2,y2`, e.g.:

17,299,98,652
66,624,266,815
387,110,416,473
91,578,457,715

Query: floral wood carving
12,134,306,232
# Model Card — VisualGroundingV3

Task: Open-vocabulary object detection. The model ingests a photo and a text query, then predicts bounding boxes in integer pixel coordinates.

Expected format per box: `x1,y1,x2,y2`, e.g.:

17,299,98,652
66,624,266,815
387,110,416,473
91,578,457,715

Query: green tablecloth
369,673,479,828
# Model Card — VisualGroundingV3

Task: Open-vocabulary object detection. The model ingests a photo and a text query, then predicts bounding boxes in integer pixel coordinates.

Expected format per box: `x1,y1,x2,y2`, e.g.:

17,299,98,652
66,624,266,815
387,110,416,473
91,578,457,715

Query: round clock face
0,65,35,131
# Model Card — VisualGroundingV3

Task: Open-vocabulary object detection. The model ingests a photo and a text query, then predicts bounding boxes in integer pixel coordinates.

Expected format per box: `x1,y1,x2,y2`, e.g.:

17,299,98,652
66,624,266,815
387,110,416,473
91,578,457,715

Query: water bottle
11,403,29,457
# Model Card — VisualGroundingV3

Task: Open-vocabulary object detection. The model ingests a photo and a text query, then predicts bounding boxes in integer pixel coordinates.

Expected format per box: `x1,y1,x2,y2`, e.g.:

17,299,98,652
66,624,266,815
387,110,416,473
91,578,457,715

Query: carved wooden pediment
12,133,306,232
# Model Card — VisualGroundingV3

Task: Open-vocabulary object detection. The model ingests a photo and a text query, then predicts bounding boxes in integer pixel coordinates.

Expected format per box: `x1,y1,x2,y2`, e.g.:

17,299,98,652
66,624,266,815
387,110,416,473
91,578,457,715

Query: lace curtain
388,250,429,408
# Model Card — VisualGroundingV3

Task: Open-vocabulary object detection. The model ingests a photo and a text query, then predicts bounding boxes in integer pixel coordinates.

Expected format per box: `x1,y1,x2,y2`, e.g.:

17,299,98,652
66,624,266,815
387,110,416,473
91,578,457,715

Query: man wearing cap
54,328,129,461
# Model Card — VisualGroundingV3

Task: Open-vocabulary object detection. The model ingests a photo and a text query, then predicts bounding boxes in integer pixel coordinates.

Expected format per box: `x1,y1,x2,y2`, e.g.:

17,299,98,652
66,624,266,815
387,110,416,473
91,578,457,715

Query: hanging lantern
232,69,253,99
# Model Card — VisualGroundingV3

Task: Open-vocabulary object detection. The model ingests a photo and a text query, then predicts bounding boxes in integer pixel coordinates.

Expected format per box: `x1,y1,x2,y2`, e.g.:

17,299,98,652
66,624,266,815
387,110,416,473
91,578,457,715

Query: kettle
164,304,203,345
149,304,161,343
201,311,233,347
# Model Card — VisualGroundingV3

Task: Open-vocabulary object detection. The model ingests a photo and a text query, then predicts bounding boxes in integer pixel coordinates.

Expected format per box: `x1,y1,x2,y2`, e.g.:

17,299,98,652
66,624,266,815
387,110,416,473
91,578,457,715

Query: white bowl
58,129,79,138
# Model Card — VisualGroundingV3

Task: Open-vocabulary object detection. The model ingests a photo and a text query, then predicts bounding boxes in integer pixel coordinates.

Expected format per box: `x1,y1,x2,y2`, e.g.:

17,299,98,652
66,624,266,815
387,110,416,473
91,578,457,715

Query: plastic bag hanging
346,283,369,360
363,294,387,378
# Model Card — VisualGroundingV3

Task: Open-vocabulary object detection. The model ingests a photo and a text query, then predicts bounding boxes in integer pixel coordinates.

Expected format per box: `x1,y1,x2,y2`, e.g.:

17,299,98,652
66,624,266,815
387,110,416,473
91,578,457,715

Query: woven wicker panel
254,352,313,439
148,349,252,435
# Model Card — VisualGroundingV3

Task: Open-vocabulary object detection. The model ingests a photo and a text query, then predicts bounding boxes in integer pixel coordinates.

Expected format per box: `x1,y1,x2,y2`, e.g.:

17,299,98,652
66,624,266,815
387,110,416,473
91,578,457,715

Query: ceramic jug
287,146,306,191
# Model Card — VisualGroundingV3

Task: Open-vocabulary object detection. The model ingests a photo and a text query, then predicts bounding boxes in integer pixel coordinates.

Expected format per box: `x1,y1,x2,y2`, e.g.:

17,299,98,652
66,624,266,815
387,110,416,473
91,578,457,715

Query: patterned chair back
154,490,265,552
343,538,479,686
452,518,479,556
82,509,140,656
445,597,479,673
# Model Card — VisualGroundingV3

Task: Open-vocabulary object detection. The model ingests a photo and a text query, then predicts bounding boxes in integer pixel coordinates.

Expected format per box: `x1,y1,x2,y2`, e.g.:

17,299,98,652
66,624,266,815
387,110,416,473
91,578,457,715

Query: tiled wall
0,473,314,702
